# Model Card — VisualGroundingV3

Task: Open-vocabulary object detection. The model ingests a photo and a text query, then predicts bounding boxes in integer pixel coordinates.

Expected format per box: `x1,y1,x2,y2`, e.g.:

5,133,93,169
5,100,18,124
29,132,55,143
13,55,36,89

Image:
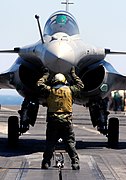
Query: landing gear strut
8,98,39,147
19,98,39,133
89,98,119,148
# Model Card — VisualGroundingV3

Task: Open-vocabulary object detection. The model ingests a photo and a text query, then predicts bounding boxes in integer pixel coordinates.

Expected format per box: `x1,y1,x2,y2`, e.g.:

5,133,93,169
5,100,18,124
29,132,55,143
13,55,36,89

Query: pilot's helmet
52,73,67,84
56,15,67,25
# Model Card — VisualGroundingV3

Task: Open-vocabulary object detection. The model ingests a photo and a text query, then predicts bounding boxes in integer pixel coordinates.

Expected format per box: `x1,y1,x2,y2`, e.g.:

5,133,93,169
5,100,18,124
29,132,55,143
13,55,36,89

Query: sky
0,0,126,95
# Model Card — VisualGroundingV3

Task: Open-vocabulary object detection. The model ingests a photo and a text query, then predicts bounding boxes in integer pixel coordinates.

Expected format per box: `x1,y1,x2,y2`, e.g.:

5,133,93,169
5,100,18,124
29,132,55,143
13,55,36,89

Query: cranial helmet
53,73,66,84
56,15,67,25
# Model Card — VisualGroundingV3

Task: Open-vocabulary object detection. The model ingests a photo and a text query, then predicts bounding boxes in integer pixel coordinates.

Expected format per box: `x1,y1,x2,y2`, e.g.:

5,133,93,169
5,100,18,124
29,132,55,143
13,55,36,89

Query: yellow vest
47,85,72,113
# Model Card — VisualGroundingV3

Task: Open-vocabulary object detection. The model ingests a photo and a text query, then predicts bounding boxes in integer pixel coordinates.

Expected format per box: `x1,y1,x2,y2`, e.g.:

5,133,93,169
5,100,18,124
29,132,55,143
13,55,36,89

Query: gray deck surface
0,105,126,179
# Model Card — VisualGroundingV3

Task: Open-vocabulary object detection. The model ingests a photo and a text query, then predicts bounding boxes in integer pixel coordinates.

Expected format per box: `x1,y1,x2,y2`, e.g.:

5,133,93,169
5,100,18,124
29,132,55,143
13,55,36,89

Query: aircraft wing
0,72,15,89
100,60,126,91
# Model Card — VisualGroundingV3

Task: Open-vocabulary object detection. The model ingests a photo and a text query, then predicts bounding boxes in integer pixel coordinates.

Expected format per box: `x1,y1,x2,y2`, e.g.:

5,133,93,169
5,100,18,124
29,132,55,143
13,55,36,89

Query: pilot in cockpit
50,15,68,35
44,13,79,36
56,14,67,25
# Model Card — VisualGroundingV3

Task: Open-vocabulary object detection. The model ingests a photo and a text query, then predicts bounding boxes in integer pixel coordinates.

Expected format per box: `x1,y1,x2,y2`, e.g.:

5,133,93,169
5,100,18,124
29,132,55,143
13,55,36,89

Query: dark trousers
43,120,79,165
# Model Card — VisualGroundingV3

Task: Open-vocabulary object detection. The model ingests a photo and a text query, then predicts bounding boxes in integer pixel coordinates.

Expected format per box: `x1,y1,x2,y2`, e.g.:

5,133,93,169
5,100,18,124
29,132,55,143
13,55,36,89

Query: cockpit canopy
44,11,79,36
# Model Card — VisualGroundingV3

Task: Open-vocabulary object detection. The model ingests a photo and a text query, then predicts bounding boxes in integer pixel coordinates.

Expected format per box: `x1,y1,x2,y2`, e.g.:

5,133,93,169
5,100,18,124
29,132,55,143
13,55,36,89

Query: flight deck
0,105,126,179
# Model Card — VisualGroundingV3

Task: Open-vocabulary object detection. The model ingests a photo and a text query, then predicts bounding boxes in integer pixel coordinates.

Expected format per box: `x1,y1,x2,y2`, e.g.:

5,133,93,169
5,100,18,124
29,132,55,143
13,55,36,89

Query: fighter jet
0,0,125,148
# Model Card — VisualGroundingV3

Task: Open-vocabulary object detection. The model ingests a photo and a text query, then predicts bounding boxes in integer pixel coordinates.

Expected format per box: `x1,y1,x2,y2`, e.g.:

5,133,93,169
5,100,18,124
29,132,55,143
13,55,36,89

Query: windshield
44,12,79,36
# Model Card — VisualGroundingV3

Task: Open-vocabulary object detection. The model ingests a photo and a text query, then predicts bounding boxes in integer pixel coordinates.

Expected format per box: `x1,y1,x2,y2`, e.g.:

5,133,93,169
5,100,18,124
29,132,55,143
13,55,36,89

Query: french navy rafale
0,0,126,147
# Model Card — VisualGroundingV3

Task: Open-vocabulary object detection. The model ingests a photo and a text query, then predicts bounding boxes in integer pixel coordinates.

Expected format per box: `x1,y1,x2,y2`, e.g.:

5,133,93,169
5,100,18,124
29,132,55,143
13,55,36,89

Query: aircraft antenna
35,15,44,44
61,0,74,12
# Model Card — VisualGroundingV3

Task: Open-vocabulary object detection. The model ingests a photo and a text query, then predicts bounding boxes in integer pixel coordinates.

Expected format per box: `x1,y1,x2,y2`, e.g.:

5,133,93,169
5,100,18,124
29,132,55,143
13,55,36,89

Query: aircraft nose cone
44,41,75,73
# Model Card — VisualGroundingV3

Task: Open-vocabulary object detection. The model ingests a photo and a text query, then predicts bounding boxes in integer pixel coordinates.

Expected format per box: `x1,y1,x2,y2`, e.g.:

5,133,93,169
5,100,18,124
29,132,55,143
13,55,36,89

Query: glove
37,78,45,86
70,66,76,77
38,67,50,85
43,67,49,75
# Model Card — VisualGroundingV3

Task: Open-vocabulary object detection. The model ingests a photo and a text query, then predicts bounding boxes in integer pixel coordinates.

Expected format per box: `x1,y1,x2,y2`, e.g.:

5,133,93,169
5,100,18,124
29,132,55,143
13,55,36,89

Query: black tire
8,116,19,147
108,117,119,148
